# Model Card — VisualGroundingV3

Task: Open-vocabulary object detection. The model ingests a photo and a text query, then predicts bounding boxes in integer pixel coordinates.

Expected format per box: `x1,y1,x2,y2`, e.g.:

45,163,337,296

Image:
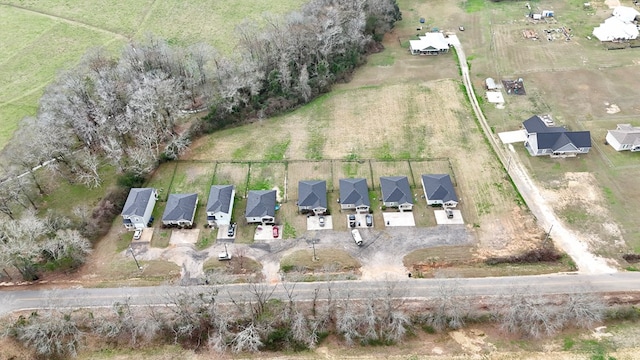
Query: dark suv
348,214,356,228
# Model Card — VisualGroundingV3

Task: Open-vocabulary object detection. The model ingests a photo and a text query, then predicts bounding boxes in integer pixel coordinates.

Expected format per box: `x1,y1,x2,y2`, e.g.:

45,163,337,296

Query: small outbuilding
485,78,498,90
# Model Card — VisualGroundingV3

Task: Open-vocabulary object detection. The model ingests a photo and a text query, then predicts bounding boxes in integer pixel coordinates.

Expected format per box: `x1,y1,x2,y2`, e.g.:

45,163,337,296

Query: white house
593,7,640,41
421,174,458,207
606,124,640,152
162,193,198,228
409,32,450,55
121,188,158,230
339,178,370,213
206,185,235,227
380,176,413,211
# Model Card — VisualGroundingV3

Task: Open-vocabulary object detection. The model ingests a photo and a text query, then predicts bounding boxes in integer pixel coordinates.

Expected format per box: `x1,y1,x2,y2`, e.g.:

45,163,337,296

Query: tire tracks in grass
0,3,129,40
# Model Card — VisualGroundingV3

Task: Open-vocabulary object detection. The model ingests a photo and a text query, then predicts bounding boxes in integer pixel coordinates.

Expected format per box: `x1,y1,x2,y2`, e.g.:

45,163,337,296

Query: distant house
421,174,458,207
206,185,235,227
298,180,327,215
485,78,498,90
339,178,370,213
606,124,640,152
409,32,450,55
593,6,640,41
523,115,591,157
245,190,276,224
380,176,413,211
121,188,158,230
162,193,198,228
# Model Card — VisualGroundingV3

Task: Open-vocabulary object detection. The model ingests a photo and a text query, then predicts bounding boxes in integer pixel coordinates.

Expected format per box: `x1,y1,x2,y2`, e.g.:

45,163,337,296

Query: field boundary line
0,3,128,39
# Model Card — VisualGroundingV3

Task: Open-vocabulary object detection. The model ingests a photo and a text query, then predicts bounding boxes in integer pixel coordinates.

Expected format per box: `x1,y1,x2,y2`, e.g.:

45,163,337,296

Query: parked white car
133,229,142,240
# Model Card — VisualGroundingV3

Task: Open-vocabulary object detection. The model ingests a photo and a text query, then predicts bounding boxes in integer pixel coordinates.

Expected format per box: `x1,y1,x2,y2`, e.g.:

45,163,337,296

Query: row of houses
121,174,459,230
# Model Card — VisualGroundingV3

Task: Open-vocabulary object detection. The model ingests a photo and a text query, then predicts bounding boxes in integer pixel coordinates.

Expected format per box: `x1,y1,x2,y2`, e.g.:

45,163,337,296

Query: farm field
0,0,304,150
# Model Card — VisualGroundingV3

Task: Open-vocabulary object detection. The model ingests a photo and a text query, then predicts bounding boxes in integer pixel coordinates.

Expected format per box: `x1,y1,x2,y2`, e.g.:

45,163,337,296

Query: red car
272,226,280,238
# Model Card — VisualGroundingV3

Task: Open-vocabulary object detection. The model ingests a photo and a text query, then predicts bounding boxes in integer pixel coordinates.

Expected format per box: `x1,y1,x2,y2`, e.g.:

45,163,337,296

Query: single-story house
339,178,370,213
380,176,413,211
162,193,198,228
613,6,640,23
421,174,458,207
523,115,591,157
593,15,639,41
206,185,235,227
245,190,276,224
298,180,328,215
409,32,450,55
121,188,158,230
606,124,640,152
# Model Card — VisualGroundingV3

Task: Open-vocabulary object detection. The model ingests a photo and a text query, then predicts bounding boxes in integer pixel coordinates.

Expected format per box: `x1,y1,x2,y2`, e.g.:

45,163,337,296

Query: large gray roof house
206,185,235,227
380,176,413,211
523,115,591,157
298,180,327,215
245,190,276,224
162,193,198,228
121,188,158,230
421,174,458,207
339,178,370,213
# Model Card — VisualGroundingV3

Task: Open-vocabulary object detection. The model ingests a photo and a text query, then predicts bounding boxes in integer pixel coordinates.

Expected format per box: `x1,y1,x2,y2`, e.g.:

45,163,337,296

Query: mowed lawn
0,0,305,149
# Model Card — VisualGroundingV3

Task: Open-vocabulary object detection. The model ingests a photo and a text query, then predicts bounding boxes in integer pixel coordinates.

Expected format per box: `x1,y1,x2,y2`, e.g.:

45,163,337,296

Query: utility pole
543,224,554,246
129,246,142,271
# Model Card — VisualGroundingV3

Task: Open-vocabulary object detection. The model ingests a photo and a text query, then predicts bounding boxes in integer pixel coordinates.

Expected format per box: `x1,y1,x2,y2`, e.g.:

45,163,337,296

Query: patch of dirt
541,172,626,252
604,102,621,114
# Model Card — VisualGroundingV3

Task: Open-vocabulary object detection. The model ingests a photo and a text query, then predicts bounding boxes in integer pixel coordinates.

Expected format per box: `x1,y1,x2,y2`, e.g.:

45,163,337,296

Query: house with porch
421,174,458,207
298,180,328,215
409,32,450,55
206,185,235,227
523,115,591,157
121,188,158,230
606,124,640,152
162,193,198,228
380,176,413,211
339,178,370,213
245,190,276,224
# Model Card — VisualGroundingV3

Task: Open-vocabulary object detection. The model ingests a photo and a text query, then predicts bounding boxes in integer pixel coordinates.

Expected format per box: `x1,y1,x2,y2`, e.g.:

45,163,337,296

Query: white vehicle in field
351,229,363,246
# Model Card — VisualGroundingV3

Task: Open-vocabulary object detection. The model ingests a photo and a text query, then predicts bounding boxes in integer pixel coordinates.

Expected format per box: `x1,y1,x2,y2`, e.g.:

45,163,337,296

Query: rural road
1,273,638,316
447,35,616,274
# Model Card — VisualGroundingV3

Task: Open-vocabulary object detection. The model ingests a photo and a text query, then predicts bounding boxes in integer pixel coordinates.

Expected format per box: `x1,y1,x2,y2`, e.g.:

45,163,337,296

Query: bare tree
498,285,564,338
231,323,262,353
562,288,605,329
10,309,84,358
427,279,469,331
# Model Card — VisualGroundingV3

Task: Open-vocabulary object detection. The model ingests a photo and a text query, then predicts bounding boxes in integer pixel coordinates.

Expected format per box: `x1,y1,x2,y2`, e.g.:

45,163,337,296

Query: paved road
447,35,615,274
1,273,639,315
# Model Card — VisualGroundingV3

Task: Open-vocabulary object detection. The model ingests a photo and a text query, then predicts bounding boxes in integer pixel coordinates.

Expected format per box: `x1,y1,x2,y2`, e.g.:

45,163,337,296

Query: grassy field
0,0,305,150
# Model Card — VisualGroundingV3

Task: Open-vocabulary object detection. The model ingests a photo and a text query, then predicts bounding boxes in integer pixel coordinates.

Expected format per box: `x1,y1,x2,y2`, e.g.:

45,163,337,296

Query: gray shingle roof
421,174,458,203
246,190,276,218
380,176,413,204
523,115,566,134
122,188,154,216
207,185,234,213
608,125,640,145
162,193,198,222
537,131,591,151
339,178,370,207
298,180,327,209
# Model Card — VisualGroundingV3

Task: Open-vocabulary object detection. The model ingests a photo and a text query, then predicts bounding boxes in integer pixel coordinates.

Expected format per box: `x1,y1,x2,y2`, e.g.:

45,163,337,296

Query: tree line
2,281,610,358
0,0,401,280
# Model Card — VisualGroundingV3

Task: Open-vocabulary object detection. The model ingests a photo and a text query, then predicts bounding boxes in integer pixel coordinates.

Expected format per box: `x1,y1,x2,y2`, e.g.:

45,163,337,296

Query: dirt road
448,35,616,274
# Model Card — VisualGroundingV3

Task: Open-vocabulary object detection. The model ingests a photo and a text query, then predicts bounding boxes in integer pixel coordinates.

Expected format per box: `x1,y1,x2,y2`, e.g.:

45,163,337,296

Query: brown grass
281,248,360,272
